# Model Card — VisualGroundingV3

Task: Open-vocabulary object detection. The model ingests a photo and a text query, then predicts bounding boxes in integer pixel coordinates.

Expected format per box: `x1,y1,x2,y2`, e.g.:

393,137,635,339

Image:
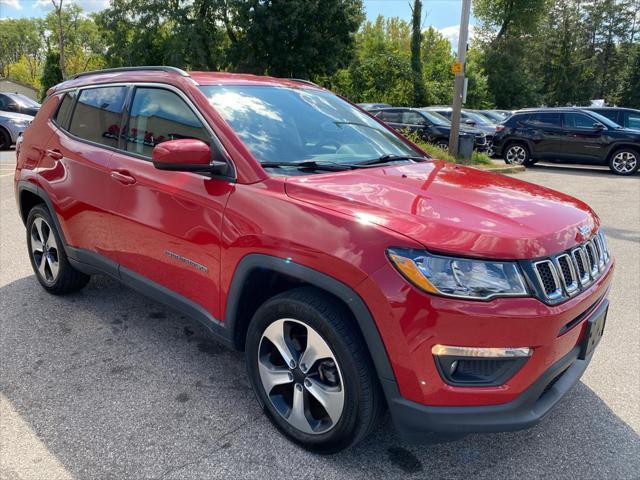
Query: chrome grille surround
527,230,610,304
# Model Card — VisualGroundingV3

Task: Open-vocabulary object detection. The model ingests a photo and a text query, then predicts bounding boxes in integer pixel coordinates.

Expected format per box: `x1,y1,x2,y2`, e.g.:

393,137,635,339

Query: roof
48,67,323,96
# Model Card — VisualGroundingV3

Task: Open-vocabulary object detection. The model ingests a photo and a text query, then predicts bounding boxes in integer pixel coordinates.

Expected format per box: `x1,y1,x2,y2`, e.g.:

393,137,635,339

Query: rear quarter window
53,91,77,128
68,86,127,148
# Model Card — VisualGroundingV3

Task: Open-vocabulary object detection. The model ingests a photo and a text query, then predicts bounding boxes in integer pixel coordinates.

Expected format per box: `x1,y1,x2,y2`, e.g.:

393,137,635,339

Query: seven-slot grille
531,230,610,303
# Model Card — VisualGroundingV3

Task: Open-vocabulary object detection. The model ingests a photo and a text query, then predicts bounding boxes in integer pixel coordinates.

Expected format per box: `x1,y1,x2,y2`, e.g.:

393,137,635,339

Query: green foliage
40,52,63,100
616,44,640,108
404,131,493,166
0,18,44,78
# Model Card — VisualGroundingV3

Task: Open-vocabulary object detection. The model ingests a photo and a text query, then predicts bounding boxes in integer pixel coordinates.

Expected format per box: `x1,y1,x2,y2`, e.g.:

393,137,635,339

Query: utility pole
448,0,471,160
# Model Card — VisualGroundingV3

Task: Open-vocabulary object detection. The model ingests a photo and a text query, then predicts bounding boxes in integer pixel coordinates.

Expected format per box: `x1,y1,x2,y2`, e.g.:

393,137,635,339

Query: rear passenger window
530,113,561,127
68,86,127,148
54,91,76,128
626,112,640,129
125,88,209,157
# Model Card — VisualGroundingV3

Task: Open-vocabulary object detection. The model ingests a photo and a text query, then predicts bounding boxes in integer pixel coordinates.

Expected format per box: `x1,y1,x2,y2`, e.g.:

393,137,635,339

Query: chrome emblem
577,226,591,241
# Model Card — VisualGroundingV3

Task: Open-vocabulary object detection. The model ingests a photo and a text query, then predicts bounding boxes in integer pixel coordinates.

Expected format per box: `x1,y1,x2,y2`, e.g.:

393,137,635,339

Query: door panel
526,112,565,158
109,86,233,318
561,113,606,161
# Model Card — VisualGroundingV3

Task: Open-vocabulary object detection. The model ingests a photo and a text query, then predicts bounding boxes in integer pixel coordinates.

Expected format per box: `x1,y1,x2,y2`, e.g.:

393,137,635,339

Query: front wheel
504,143,531,165
0,128,11,150
245,287,383,453
609,149,639,176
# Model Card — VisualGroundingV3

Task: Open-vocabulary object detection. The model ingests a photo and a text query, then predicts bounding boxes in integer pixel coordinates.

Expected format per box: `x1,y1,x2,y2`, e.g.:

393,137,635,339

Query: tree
0,19,44,78
51,0,66,79
410,0,427,106
617,44,640,107
228,0,364,78
40,51,63,100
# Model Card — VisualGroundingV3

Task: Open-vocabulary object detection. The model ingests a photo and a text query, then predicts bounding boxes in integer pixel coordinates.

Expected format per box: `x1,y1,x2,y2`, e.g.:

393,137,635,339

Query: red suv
14,67,614,453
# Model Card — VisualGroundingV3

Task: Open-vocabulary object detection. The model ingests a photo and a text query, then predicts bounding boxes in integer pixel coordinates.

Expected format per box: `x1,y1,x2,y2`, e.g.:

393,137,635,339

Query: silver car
0,111,32,150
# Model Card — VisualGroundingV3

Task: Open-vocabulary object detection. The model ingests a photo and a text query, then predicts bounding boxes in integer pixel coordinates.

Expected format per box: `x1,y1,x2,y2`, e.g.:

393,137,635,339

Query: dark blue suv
493,108,640,175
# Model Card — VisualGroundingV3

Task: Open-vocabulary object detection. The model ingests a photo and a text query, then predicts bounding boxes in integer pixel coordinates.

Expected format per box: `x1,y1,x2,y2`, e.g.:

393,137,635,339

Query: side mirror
464,119,476,126
152,139,231,176
593,123,605,131
7,103,18,111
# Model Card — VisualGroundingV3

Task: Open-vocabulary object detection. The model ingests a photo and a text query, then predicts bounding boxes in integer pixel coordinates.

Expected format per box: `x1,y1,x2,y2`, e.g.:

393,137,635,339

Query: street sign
451,62,464,75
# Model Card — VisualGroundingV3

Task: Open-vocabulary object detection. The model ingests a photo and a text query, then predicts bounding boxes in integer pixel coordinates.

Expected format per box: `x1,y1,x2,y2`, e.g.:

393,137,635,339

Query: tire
26,205,90,294
0,127,11,150
435,139,449,151
245,287,383,453
608,148,639,176
504,142,532,166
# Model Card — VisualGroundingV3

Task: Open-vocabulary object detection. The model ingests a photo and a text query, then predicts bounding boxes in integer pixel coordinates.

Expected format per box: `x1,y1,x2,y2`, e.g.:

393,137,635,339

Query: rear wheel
609,149,638,176
435,139,449,150
0,127,11,150
504,143,532,166
245,287,383,453
26,205,90,294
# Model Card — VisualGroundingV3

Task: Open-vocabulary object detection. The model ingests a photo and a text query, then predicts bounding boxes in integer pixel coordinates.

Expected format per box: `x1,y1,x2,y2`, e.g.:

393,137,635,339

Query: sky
0,0,477,48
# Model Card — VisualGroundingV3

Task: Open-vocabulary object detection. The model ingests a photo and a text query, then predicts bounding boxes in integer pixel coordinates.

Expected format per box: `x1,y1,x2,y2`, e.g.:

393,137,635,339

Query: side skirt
67,246,234,349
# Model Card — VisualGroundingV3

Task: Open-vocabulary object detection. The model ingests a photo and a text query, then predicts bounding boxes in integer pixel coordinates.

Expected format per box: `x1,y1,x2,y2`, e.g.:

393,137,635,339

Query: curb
478,164,526,174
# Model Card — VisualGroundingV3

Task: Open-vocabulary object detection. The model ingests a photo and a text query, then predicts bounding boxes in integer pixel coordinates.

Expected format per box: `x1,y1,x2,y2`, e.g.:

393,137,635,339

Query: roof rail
72,66,190,80
289,78,321,88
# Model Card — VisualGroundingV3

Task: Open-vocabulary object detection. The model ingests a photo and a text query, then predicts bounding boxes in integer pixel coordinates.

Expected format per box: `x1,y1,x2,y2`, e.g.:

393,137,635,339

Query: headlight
387,248,528,300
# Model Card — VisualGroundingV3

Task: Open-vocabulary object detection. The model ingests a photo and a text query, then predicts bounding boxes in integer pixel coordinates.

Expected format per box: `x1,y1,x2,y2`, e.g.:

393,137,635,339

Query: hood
285,161,599,260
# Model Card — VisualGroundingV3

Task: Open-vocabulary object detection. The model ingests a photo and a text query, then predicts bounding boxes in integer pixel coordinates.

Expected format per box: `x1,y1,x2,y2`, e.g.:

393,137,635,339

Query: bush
403,131,493,166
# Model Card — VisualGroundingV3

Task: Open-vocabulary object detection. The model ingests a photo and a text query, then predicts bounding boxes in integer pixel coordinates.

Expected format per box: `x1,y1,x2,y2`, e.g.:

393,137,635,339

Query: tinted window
593,110,618,123
126,88,209,157
436,110,452,119
626,112,640,129
0,94,7,109
68,86,127,148
377,110,402,123
530,113,561,127
54,92,76,127
564,113,598,129
402,111,426,125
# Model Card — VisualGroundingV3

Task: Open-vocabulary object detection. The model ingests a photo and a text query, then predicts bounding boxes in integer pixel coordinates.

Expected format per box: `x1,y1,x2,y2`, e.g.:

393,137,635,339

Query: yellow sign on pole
451,62,463,75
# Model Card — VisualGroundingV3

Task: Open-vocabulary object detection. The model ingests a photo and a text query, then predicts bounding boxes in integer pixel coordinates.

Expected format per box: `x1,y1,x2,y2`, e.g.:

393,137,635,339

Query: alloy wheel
612,151,637,174
258,318,345,435
505,145,527,164
30,217,60,284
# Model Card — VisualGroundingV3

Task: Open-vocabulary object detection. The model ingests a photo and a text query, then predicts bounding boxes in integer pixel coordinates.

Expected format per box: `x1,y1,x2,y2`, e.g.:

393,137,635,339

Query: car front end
0,112,32,147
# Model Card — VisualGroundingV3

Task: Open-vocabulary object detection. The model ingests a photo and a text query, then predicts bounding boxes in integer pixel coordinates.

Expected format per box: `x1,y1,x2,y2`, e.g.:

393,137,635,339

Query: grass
404,131,493,166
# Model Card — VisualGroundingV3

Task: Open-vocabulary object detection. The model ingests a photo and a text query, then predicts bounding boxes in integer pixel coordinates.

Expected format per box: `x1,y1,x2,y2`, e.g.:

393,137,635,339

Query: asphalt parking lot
1,150,639,480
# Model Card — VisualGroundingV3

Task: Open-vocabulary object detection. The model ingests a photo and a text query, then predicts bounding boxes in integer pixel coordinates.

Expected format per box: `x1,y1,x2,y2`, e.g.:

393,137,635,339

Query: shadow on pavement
1,274,639,479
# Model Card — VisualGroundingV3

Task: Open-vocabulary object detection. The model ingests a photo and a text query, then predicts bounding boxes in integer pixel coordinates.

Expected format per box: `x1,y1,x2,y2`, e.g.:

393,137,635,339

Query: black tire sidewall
245,293,369,453
0,128,10,150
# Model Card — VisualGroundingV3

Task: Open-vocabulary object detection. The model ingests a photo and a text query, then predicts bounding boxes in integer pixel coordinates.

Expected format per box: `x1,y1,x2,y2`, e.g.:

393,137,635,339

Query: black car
423,106,498,156
0,93,40,117
370,107,490,152
493,108,640,175
584,107,640,130
357,102,392,111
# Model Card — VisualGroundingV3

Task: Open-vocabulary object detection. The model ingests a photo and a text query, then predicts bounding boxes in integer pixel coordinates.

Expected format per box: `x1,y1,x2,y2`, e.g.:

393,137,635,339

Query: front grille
528,230,610,304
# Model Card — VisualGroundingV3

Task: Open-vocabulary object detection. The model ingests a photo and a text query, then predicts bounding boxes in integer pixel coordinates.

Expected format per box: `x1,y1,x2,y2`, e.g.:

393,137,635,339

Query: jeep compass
14,67,614,453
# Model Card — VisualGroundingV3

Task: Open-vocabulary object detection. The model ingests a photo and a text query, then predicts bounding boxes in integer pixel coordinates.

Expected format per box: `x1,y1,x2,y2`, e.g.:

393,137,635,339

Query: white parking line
0,172,15,178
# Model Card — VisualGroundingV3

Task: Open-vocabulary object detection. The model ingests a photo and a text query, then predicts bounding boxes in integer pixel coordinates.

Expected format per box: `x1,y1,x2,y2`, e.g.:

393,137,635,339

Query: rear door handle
46,149,63,160
110,170,137,185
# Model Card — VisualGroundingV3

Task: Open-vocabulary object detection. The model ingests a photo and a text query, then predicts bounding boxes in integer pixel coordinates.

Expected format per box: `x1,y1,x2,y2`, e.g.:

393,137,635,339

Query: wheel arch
606,142,640,160
224,254,397,384
17,182,68,246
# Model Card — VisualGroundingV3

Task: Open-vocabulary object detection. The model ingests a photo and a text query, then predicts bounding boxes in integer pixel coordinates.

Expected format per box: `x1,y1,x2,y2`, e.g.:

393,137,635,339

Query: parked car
357,102,391,111
494,107,640,175
0,111,32,150
424,106,498,156
370,107,490,152
0,92,40,117
15,67,614,452
482,109,514,122
584,107,640,130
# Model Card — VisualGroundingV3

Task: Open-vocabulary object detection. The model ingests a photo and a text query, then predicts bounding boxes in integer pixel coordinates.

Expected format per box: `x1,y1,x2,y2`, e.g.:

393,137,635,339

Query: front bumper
386,298,607,441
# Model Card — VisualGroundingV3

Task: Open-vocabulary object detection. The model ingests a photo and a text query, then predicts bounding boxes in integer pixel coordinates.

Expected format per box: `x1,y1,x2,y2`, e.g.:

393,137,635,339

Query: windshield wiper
260,160,354,171
355,153,429,166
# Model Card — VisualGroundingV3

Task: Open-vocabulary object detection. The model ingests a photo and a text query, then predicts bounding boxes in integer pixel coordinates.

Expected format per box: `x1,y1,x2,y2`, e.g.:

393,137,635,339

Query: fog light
432,345,532,386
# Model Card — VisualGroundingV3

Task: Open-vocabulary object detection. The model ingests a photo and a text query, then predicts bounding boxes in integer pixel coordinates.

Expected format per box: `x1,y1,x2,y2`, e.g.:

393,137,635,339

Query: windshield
6,93,40,108
464,111,494,125
199,85,419,165
421,110,450,126
586,110,622,129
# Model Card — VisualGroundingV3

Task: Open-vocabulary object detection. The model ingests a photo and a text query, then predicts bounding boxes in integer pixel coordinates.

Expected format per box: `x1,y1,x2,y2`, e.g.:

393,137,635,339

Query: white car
0,111,33,150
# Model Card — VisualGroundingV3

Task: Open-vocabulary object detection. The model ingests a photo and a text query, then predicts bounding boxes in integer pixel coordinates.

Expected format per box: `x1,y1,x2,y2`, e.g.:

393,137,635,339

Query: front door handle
46,149,63,160
110,170,137,185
